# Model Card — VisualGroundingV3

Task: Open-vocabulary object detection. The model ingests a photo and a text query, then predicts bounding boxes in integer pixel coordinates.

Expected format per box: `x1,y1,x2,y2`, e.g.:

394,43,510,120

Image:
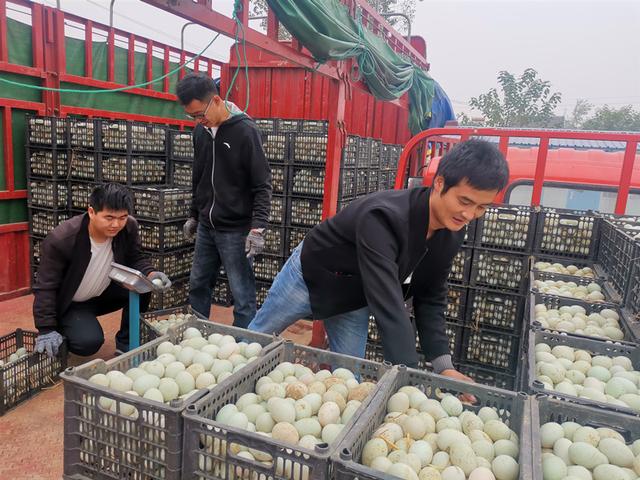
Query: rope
224,0,250,114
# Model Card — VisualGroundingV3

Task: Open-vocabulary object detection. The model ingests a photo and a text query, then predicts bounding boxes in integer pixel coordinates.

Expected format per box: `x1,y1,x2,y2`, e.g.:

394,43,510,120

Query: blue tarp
427,81,456,129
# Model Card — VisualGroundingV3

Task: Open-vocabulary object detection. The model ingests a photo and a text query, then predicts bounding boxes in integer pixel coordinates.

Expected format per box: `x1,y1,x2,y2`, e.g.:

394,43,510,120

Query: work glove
149,271,172,290
35,331,64,358
245,230,265,258
183,217,198,240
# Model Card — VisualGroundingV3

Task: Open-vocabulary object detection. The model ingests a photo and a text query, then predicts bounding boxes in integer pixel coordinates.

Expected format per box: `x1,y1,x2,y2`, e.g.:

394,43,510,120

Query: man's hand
35,331,64,358
183,218,198,240
440,368,477,404
245,229,265,258
148,271,172,290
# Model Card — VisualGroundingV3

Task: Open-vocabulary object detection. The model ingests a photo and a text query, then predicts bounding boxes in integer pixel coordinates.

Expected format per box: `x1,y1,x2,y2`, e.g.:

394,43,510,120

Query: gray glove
149,271,172,290
245,230,265,258
183,218,198,240
35,331,64,358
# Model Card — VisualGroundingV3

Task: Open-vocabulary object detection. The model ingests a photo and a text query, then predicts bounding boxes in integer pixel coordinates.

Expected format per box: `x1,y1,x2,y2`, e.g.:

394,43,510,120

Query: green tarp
266,0,435,134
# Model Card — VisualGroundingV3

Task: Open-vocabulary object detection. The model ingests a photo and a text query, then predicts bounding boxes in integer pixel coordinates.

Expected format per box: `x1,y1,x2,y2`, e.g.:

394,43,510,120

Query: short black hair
176,73,218,105
434,139,509,194
89,183,133,213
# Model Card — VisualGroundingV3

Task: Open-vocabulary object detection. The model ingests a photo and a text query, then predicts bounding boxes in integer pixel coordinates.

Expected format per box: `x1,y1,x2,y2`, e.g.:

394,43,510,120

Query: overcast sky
26,0,640,118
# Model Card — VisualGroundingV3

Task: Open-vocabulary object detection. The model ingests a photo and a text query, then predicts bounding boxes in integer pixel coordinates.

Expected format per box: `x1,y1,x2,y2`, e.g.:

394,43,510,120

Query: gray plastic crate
181,340,393,480
333,365,532,480
598,219,639,298
139,305,205,345
529,291,637,344
531,270,621,304
525,329,640,415
62,319,279,480
531,395,640,480
532,255,606,279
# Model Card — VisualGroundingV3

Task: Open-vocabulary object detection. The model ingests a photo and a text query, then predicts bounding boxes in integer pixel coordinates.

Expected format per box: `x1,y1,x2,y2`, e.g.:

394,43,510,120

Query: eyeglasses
185,97,213,120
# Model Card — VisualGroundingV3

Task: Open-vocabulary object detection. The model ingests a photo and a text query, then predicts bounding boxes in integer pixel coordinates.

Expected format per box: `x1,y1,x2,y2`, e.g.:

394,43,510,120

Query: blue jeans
189,223,256,328
248,243,370,358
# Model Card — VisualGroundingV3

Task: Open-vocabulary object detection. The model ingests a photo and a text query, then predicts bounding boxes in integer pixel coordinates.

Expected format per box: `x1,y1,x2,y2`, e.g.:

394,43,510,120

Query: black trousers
59,282,150,356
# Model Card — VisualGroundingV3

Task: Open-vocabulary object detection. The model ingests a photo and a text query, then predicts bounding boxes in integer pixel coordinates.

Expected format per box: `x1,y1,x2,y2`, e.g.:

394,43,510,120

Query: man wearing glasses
176,73,272,326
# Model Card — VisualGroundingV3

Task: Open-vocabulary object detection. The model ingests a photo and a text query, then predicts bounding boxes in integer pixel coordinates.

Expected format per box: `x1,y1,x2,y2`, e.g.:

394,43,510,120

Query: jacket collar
409,187,431,255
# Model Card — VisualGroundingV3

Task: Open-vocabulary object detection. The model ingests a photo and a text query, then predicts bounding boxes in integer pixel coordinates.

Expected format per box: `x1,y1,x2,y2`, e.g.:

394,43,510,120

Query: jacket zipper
404,247,429,301
207,128,216,227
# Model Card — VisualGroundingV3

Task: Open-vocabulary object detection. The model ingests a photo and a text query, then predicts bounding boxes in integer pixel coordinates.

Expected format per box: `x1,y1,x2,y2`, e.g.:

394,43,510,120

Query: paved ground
0,294,312,479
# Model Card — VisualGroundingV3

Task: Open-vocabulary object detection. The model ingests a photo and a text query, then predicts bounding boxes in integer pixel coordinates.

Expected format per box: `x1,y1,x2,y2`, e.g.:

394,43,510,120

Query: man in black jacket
249,139,509,379
176,73,272,327
33,183,171,357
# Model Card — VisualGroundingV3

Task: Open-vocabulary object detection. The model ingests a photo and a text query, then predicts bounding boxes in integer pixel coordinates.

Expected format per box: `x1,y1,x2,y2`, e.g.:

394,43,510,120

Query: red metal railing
396,127,640,215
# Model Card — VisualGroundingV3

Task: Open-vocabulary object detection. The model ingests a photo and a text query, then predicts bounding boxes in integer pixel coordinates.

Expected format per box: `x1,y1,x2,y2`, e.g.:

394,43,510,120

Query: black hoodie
190,113,272,232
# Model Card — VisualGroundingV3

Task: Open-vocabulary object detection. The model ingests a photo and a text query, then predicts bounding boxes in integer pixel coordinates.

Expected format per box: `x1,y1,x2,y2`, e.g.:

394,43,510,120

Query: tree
581,105,640,132
566,99,593,129
469,69,562,128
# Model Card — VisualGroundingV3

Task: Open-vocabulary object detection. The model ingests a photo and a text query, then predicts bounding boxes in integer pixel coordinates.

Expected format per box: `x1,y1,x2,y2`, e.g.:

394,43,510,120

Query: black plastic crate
139,305,204,344
532,255,602,279
1,329,67,415
466,287,526,332
367,168,379,194
27,114,67,146
212,276,233,307
369,139,381,168
254,118,276,134
69,150,98,180
268,194,286,225
275,118,302,133
100,153,166,185
463,218,477,245
28,178,69,209
68,117,97,149
531,270,619,304
30,236,43,267
446,284,468,322
342,135,359,167
255,280,272,308
100,119,167,153
455,362,517,390
301,119,329,134
138,219,194,251
263,225,285,256
290,165,325,196
534,207,599,259
27,147,69,179
132,186,191,222
262,132,290,163
253,254,284,282
461,325,521,372
339,167,356,200
626,260,640,318
448,245,473,284
289,196,323,227
29,207,70,237
269,163,287,194
377,170,389,191
69,181,96,210
149,247,194,279
355,168,368,196
168,129,193,159
170,159,192,188
470,248,530,293
365,341,428,370
285,226,310,256
475,205,537,252
291,133,328,165
356,137,371,168
598,219,639,298
149,275,190,310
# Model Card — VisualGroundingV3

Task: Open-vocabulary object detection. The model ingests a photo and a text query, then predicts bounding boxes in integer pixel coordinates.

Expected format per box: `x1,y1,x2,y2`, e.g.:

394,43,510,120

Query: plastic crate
69,181,96,210
62,319,278,480
461,325,521,372
367,168,379,193
275,118,302,133
626,260,640,319
30,236,43,267
532,255,603,279
100,153,166,185
149,276,190,311
290,165,325,197
534,208,599,259
138,219,194,251
300,119,328,134
342,136,359,167
29,207,70,237
470,248,530,293
181,340,392,480
339,167,356,200
531,395,640,480
377,170,389,191
446,284,468,322
525,329,640,414
455,362,517,390
463,219,477,245
263,132,290,163
598,219,640,298
69,150,98,180
263,226,285,256
149,247,194,279
448,246,473,284
100,119,167,153
364,342,428,370
529,291,636,344
1,329,66,415
356,137,371,169
285,226,310,256
212,276,233,308
254,118,276,134
466,287,526,332
28,178,69,209
255,280,271,308
474,205,537,252
289,196,323,227
132,187,192,222
369,139,381,167
270,163,287,194
170,160,192,188
253,254,285,282
169,129,193,159
68,117,97,149
291,133,328,165
268,194,286,225
27,115,67,146
530,270,620,304
356,168,368,196
27,147,69,179
333,365,531,480
139,305,204,345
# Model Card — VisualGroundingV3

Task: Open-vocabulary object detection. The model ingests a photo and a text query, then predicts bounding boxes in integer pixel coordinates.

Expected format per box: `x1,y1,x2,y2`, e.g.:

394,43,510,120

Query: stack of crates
168,129,193,188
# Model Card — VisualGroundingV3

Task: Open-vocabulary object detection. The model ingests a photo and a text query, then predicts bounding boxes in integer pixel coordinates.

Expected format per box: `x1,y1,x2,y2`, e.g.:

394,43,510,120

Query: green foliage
581,105,640,132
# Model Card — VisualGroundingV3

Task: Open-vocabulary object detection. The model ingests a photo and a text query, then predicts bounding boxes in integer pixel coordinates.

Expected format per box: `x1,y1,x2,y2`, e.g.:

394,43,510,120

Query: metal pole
109,0,116,29
129,290,140,350
181,21,196,52
380,13,411,39
56,0,60,9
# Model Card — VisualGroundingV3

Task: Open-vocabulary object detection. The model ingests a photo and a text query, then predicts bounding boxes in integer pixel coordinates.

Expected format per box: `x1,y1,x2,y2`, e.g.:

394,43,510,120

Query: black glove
35,331,64,358
149,271,172,291
245,230,265,258
183,218,198,240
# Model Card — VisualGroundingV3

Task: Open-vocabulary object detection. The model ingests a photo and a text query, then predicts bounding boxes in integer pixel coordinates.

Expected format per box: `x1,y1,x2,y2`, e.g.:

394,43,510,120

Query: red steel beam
60,105,193,127
0,0,7,62
128,34,135,85
615,140,638,215
2,106,14,191
0,190,27,200
531,137,550,206
59,74,177,101
0,222,28,233
84,20,93,77
163,45,170,93
31,3,45,69
107,28,115,82
146,39,153,89
0,62,45,77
